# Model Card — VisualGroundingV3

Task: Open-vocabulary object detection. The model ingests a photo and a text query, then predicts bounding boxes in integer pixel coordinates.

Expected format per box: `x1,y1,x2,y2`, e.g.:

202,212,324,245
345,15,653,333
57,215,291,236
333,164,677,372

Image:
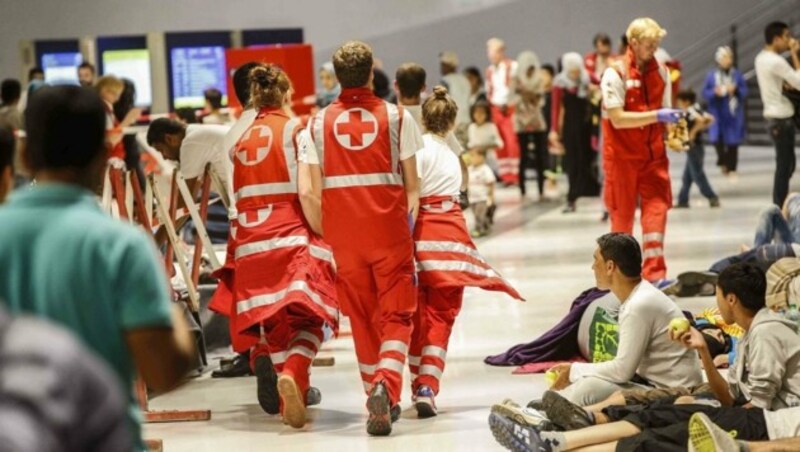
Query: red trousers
250,306,324,407
490,104,520,184
408,286,464,395
603,157,671,281
334,239,417,406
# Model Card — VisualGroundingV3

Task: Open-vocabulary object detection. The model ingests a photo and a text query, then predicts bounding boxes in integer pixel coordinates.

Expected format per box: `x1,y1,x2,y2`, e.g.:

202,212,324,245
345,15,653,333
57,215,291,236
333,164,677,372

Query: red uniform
409,195,523,395
209,107,338,402
103,101,125,162
309,87,417,406
602,48,672,281
486,60,521,185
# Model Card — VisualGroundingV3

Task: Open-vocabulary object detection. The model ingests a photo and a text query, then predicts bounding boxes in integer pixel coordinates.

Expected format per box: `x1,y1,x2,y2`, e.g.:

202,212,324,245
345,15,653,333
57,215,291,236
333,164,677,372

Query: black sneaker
211,351,253,378
677,271,718,297
366,382,392,436
488,412,553,452
542,390,593,431
709,198,721,208
526,399,544,411
307,387,322,407
674,202,690,209
391,404,401,423
254,354,279,415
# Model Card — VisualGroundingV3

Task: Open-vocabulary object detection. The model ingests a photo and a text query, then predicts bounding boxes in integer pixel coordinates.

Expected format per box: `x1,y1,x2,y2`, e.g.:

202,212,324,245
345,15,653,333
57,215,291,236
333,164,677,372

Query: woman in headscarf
515,51,548,200
549,52,600,213
702,46,748,177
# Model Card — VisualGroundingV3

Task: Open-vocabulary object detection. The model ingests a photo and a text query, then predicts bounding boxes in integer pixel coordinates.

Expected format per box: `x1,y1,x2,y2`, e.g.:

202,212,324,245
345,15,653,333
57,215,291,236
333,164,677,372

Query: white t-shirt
467,163,496,203
303,109,423,163
416,134,462,198
600,64,672,114
223,109,257,161
569,281,703,389
442,72,472,126
467,122,504,150
405,104,463,155
180,125,233,203
487,60,518,106
755,50,800,119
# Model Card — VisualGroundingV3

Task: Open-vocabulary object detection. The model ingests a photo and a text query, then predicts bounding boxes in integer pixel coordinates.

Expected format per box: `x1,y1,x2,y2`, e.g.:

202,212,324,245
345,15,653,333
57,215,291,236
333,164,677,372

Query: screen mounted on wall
170,46,228,109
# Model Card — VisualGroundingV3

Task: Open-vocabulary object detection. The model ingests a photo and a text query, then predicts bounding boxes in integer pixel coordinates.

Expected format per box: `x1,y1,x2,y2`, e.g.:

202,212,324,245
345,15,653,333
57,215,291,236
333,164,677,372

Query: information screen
102,49,153,107
42,52,82,85
170,46,228,109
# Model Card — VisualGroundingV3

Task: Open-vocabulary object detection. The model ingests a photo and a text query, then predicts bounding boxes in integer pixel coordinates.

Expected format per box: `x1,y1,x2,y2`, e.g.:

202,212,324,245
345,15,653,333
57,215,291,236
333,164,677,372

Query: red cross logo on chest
237,206,272,228
333,108,378,151
236,125,273,166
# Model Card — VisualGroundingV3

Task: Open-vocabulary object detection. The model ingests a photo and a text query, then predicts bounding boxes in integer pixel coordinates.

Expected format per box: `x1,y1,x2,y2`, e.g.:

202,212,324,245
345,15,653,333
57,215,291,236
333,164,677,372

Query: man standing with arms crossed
600,17,684,283
307,41,423,436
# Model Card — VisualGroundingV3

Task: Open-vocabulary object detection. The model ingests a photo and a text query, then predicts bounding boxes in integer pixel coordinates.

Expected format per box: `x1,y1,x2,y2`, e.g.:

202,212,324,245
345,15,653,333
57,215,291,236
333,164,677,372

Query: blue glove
656,108,684,124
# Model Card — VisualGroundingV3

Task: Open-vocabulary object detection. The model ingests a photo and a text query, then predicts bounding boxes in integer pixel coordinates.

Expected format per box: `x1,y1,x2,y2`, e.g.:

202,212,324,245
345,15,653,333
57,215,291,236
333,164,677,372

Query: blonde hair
249,64,291,109
487,37,505,50
626,17,667,42
422,86,457,136
94,75,123,93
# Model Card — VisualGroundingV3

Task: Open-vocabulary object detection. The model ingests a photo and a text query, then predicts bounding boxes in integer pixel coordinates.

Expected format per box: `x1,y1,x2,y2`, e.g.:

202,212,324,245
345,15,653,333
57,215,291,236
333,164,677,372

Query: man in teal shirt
0,86,195,450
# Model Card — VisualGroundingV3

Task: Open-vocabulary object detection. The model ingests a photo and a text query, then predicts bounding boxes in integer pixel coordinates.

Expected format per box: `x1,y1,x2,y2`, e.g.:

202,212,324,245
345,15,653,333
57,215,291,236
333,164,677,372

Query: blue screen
170,46,227,109
41,52,82,85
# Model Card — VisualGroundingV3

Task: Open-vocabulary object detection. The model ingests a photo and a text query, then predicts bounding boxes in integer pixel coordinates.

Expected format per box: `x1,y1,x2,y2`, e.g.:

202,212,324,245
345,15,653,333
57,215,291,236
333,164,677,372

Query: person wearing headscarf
515,51,548,200
702,46,748,177
549,52,599,213
316,62,341,108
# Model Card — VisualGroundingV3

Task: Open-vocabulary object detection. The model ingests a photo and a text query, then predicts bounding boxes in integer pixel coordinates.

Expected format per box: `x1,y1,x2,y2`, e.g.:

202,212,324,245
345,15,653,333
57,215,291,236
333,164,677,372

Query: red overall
486,60,520,185
409,195,523,395
209,108,339,402
104,102,125,161
602,48,671,281
309,88,417,406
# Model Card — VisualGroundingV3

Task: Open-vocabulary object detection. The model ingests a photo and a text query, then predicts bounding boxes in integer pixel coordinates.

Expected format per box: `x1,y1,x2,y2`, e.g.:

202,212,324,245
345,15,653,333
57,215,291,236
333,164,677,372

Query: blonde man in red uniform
409,86,523,419
485,38,520,185
307,41,423,436
601,18,684,282
209,64,338,429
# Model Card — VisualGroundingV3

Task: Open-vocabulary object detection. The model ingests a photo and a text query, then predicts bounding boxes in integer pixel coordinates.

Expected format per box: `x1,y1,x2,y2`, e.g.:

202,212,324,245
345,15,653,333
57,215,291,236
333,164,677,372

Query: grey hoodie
729,308,800,410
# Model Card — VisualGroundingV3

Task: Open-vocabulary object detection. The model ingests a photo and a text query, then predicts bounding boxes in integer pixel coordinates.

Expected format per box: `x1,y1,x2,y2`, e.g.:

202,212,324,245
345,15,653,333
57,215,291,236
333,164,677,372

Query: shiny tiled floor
146,146,784,451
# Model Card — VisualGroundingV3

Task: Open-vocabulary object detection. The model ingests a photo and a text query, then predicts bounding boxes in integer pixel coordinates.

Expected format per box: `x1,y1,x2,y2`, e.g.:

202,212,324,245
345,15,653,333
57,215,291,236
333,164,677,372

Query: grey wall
3,0,789,107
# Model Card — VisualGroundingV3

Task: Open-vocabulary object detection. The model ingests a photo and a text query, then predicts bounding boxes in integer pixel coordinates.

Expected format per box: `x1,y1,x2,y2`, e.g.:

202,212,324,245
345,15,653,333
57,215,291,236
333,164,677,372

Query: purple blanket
484,287,610,366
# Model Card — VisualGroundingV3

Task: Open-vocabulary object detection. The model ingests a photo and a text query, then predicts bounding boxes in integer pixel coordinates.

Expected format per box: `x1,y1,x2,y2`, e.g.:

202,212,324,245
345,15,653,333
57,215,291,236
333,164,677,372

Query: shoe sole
415,399,437,419
490,404,551,430
277,375,307,429
255,355,280,415
688,413,716,452
366,389,392,436
488,412,533,452
542,391,591,431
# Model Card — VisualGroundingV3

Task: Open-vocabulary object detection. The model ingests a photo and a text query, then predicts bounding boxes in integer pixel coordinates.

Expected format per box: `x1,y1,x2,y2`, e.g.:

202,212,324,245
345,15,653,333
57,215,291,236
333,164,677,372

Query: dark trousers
678,143,718,205
710,243,795,274
769,118,797,207
714,141,739,172
518,131,548,196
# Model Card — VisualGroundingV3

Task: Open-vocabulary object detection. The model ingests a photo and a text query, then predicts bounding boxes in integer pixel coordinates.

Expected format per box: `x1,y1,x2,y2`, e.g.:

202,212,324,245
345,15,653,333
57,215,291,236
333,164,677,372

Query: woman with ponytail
209,63,339,429
408,85,523,418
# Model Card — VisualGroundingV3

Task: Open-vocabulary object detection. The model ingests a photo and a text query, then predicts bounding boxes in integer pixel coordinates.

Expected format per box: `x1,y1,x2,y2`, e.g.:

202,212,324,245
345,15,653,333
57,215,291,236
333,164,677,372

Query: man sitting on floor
542,233,702,407
489,262,800,452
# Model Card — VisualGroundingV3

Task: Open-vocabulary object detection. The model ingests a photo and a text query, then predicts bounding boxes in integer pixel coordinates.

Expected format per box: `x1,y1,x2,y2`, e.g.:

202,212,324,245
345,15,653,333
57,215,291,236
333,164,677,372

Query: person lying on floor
489,262,800,452
664,193,800,297
531,233,703,407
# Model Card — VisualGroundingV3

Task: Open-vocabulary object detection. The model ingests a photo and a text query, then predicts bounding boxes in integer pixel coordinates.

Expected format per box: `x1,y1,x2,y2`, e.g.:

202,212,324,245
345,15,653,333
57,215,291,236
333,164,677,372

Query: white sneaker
490,399,553,430
687,412,742,452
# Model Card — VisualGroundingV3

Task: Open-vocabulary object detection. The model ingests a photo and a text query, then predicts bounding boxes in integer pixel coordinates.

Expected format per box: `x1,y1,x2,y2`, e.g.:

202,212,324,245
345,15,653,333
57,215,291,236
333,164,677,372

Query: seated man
0,86,195,451
544,233,702,407
489,262,800,452
666,193,800,297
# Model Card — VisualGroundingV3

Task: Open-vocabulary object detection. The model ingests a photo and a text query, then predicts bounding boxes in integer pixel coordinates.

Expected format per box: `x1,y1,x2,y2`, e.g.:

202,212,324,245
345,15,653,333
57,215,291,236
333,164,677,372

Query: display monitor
170,46,227,109
101,49,153,107
41,52,82,85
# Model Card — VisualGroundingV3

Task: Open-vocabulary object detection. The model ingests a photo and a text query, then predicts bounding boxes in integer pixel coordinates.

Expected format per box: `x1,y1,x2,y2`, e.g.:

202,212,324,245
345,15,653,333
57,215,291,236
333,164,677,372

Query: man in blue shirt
0,86,195,451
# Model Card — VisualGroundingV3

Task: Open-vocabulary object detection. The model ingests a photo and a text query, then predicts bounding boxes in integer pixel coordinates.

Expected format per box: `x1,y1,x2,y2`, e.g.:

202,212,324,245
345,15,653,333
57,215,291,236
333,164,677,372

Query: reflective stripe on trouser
604,156,671,281
489,104,520,184
335,239,417,406
408,286,464,395
249,310,325,406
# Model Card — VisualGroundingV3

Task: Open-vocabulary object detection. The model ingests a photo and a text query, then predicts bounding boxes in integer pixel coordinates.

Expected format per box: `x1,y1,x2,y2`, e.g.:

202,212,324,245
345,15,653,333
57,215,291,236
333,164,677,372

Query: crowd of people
1,12,800,452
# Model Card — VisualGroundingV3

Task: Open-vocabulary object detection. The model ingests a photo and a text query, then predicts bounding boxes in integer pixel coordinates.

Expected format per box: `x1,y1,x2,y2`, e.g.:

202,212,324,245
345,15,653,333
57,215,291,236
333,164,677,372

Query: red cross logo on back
333,108,378,151
236,125,273,166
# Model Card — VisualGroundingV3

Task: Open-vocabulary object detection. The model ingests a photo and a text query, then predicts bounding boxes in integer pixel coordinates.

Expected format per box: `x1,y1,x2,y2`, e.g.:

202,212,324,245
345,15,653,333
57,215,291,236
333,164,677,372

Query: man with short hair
601,17,684,283
485,37,520,184
307,40,423,436
585,33,614,85
0,85,194,451
202,88,231,124
0,79,22,130
755,21,800,207
78,62,96,87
